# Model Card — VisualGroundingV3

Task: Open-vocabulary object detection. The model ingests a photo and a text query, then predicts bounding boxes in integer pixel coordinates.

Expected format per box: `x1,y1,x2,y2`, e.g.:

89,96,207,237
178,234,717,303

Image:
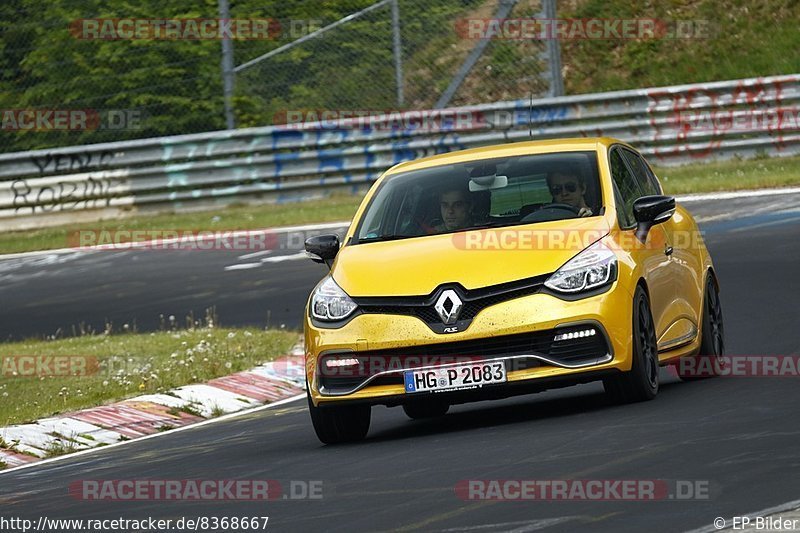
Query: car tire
403,400,450,420
306,385,370,444
677,275,725,381
604,286,659,403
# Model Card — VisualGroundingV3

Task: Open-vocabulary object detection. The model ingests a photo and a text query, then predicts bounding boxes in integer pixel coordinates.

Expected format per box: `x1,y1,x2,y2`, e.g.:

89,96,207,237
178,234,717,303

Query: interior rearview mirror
469,175,508,191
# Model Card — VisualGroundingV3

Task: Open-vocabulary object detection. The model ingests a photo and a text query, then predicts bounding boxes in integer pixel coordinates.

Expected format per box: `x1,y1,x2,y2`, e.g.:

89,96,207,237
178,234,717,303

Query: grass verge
653,155,800,195
0,194,362,255
2,155,799,255
0,327,299,427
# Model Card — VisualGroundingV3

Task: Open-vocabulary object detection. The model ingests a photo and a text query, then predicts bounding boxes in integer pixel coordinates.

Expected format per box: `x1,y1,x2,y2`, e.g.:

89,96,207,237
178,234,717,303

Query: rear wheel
307,385,370,444
678,275,725,381
403,400,450,420
604,286,659,403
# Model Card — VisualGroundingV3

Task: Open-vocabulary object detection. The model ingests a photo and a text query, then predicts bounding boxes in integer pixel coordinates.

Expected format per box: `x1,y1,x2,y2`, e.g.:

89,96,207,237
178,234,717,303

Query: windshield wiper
467,221,517,230
357,233,411,244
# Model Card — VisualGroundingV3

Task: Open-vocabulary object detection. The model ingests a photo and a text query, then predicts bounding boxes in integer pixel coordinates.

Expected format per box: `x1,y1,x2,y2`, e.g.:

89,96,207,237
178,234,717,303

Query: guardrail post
219,0,236,130
542,0,564,97
391,0,404,107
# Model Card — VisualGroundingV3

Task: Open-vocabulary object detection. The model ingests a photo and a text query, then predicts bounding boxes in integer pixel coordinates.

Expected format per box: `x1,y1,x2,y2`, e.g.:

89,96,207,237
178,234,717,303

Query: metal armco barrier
1,74,798,230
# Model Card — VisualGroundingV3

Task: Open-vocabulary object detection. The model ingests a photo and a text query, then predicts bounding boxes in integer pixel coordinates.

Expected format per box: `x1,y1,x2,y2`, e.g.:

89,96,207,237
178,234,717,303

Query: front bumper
305,281,634,407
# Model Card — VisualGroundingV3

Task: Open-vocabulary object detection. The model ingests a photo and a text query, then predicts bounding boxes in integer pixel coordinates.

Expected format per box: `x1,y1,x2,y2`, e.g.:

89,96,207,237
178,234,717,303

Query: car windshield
355,151,602,243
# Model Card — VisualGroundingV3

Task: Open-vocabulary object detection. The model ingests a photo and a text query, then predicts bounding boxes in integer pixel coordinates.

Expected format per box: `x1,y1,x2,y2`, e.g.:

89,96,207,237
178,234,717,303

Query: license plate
404,362,506,393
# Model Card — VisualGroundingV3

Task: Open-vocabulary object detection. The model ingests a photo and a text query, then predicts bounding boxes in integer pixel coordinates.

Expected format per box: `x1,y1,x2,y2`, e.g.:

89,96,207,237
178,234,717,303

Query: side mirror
305,234,340,267
633,195,675,242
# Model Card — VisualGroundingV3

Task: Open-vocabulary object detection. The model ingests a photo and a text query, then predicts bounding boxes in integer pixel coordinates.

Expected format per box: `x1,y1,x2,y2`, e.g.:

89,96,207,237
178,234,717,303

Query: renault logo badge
434,289,463,325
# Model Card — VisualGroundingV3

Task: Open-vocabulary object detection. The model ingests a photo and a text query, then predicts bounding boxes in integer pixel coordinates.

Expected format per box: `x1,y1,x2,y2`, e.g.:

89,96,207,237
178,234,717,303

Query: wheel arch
635,277,650,301
706,267,720,292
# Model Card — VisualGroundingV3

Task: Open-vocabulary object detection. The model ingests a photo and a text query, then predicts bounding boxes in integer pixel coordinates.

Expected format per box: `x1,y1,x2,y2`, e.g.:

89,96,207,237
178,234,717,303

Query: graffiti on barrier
10,149,122,213
11,175,126,214
647,77,797,161
29,150,113,175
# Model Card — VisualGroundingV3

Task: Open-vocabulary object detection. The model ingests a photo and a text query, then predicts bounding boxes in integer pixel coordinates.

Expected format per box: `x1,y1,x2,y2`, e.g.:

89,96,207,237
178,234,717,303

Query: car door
619,147,700,351
608,146,674,346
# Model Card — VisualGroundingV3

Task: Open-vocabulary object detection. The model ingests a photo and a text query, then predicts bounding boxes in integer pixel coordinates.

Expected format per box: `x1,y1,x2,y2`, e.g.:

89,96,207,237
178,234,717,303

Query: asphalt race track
0,244,330,342
0,193,798,342
1,192,799,532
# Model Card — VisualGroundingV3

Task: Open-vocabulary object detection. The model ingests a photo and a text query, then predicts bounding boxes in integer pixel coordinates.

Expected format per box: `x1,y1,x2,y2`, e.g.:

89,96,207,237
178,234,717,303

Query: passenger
546,171,593,217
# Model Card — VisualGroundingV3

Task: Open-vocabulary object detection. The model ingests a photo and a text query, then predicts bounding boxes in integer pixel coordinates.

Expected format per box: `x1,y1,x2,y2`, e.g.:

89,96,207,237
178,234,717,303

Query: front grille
318,325,610,394
353,274,549,330
549,336,609,364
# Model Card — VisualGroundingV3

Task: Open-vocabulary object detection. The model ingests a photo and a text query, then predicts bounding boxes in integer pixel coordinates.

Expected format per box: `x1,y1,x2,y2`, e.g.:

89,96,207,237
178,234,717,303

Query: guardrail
1,74,798,230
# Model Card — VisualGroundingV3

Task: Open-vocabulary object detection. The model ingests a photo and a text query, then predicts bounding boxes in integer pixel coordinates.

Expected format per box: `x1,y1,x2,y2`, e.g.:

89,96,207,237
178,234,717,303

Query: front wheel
307,386,370,444
604,286,659,403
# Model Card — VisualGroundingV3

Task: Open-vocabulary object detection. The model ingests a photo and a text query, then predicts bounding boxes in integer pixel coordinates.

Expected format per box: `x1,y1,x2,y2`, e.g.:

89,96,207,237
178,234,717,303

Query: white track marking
677,187,800,202
0,221,350,260
237,250,273,260
729,214,800,232
4,186,800,261
261,251,308,263
224,262,264,271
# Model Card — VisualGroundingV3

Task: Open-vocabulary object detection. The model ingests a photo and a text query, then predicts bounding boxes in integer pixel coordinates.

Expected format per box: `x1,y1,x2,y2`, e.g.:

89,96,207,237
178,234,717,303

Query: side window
609,148,643,228
642,158,664,195
622,149,661,196
611,182,632,228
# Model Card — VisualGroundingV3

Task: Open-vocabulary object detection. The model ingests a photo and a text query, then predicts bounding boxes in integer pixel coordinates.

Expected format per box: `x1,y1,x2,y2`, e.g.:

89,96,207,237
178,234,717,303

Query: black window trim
641,156,664,195
608,145,646,230
619,146,663,197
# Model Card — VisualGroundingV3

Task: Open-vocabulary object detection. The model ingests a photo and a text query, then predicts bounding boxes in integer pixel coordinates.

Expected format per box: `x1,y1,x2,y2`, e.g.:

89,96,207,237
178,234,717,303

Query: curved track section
1,193,799,532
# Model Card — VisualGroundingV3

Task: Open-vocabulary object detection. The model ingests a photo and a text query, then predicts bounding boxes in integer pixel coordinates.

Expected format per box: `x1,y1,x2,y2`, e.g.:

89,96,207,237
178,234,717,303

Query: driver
546,170,593,217
434,182,474,231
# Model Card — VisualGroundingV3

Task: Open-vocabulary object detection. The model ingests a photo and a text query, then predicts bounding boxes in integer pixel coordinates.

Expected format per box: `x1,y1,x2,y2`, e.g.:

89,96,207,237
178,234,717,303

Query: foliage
1,0,798,152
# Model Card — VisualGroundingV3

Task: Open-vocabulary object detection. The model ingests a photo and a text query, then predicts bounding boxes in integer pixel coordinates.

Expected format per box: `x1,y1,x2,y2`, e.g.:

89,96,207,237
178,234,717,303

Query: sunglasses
550,183,578,195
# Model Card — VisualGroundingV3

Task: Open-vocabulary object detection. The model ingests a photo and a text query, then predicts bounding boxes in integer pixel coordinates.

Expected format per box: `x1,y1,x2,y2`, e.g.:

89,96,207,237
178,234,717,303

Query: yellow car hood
333,216,611,296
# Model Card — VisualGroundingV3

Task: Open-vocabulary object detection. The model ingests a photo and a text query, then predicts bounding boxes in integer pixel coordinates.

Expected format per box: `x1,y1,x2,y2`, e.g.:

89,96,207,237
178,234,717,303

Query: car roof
383,137,628,176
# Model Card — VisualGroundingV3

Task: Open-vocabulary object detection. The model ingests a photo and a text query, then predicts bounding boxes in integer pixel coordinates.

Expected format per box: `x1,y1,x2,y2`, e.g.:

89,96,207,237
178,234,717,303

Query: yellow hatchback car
303,137,724,444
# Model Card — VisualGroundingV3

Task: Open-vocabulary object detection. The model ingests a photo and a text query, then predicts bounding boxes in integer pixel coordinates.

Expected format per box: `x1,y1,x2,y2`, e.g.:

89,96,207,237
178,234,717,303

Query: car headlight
544,241,617,294
311,275,358,321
